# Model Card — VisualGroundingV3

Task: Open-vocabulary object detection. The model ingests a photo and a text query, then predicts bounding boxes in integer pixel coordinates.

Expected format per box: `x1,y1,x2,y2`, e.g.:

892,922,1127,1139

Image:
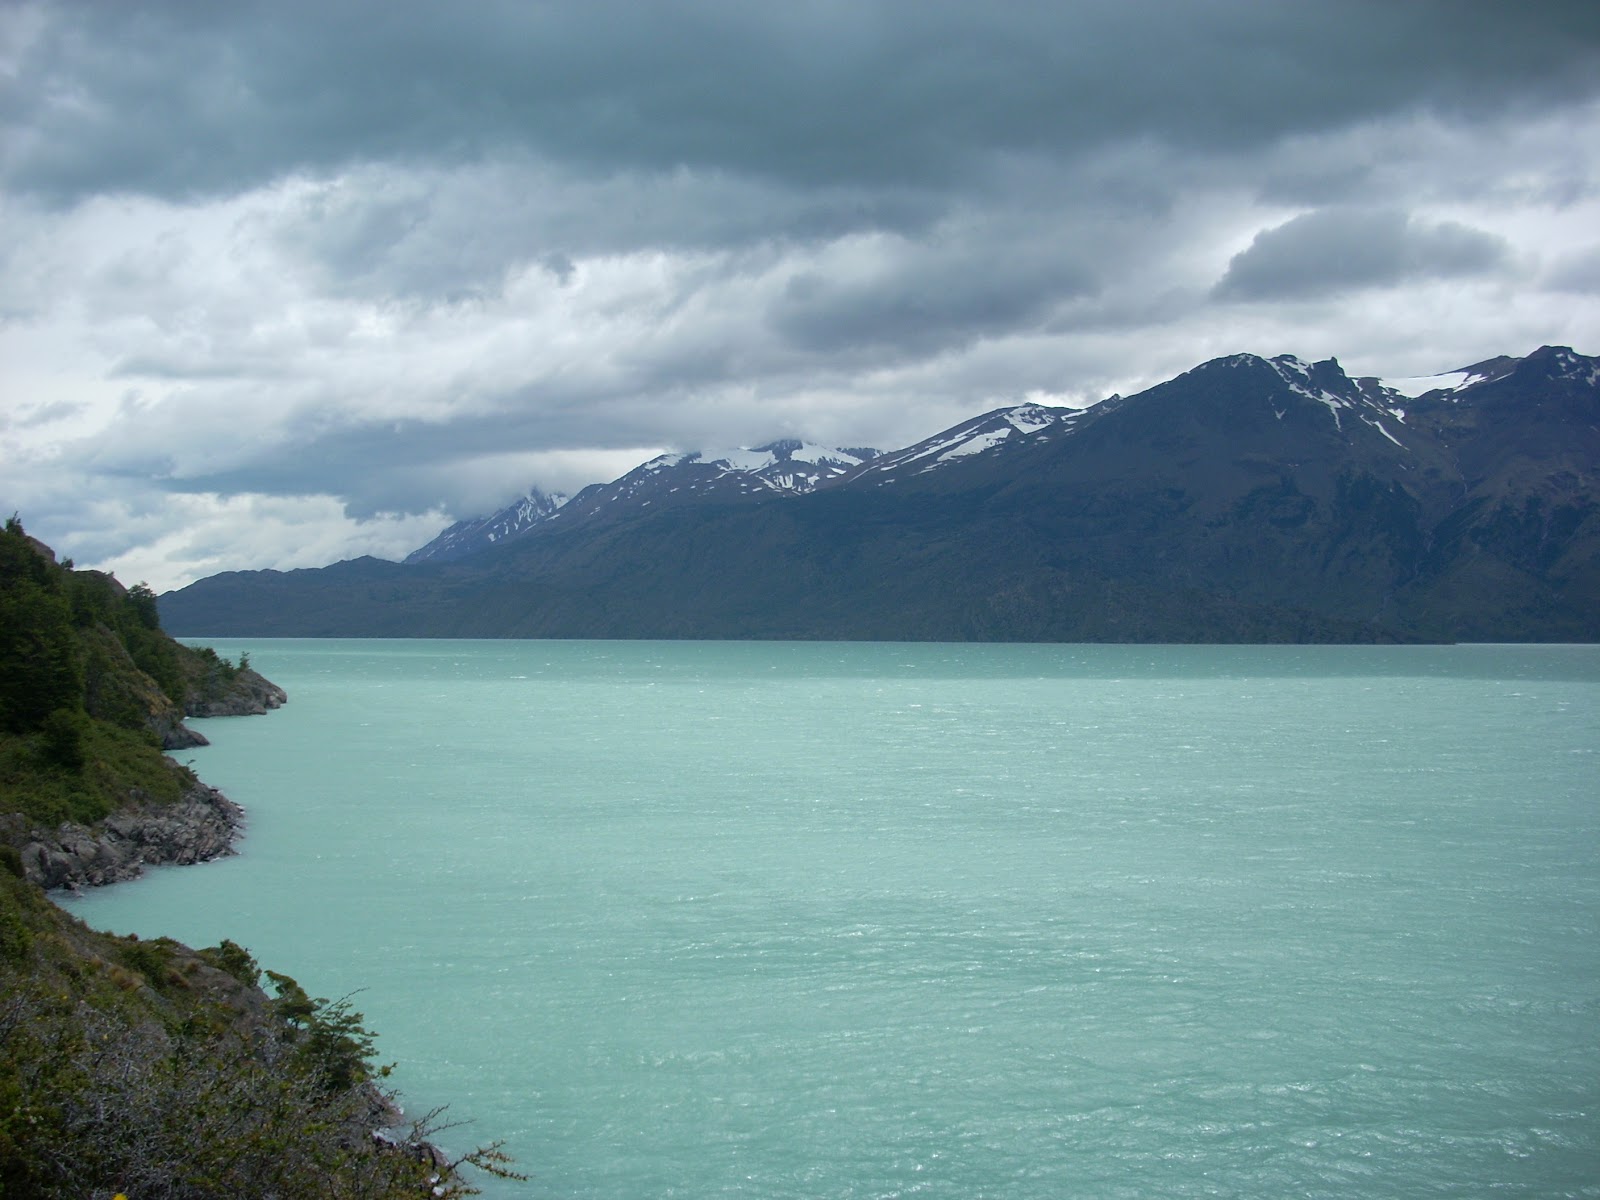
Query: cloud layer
3,0,1598,589
1214,208,1512,300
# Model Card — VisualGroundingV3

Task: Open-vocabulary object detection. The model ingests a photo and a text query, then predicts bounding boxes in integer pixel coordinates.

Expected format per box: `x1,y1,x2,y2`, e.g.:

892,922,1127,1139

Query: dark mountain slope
404,486,568,564
951,356,1437,628
161,347,1600,643
1389,346,1600,639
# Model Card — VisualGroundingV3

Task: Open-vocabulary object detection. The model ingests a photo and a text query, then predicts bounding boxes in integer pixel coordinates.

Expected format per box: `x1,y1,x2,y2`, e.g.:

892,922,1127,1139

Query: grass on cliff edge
0,720,193,829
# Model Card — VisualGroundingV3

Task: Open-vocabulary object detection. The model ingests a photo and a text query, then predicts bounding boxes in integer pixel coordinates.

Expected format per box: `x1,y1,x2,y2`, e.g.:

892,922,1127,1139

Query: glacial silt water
64,641,1600,1198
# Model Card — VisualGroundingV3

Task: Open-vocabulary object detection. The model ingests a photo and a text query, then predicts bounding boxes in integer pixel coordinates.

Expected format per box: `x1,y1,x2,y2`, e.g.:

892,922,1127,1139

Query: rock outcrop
187,667,288,717
6,782,245,891
151,710,211,749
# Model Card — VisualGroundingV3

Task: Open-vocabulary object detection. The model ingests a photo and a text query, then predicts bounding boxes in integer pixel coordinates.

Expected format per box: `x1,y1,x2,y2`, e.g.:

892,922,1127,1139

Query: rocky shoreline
146,666,292,751
32,695,473,1185
4,779,246,891
3,668,291,892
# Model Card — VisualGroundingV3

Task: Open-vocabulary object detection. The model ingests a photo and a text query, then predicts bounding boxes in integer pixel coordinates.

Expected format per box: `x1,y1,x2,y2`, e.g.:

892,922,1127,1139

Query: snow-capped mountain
409,408,1101,562
560,438,879,515
404,487,568,564
1188,351,1415,448
164,344,1600,644
407,441,879,562
839,402,1097,487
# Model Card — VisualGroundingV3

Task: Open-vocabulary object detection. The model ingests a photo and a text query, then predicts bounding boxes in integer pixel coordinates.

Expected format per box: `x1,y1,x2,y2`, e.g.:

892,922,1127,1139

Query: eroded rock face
12,783,245,891
151,712,211,749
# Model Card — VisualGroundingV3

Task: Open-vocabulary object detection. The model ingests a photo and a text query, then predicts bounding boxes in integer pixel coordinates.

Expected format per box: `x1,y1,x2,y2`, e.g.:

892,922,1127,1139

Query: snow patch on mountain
1262,355,1421,447
1384,370,1472,398
524,437,886,530
1361,413,1406,448
634,441,876,493
404,487,569,563
1382,353,1527,399
1268,355,1363,429
847,402,1085,484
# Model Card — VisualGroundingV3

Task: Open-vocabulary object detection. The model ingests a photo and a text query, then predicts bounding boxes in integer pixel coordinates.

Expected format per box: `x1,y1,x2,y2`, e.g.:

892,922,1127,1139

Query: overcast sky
3,0,1598,592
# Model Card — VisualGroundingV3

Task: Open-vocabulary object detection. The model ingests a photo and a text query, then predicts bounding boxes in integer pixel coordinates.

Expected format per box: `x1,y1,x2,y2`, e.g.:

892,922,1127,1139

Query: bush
198,939,260,988
117,937,177,989
39,708,87,771
267,971,385,1093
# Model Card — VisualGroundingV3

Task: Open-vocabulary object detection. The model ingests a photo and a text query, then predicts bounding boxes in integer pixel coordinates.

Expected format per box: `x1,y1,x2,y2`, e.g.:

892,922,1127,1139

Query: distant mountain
404,442,879,564
161,346,1600,643
837,401,1092,487
404,486,569,563
537,439,879,528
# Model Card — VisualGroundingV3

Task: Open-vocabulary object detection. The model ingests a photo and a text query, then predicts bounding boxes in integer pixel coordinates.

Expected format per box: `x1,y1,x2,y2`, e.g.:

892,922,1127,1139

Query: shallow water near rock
64,640,1600,1198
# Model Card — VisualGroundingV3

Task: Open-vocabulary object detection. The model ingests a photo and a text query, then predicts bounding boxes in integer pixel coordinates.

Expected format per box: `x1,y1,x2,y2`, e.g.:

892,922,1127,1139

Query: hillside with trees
0,518,518,1196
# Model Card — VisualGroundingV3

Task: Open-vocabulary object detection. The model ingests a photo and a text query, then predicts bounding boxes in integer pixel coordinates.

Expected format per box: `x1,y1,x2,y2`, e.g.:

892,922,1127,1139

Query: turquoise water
64,641,1600,1198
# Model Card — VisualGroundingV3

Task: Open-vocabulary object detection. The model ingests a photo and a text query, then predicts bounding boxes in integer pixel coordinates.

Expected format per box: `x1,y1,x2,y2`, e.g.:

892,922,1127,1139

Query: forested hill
0,518,518,1196
0,516,282,852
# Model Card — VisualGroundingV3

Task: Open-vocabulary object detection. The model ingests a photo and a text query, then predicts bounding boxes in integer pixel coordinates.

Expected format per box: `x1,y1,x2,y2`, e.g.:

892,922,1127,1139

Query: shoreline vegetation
0,518,521,1197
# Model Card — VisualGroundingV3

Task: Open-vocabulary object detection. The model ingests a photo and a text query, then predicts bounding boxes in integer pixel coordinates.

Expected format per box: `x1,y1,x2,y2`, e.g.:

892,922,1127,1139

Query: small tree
267,971,384,1093
125,583,161,631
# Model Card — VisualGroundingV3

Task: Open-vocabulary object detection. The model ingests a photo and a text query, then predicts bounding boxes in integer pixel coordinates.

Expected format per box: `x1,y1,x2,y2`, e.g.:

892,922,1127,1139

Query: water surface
66,641,1600,1198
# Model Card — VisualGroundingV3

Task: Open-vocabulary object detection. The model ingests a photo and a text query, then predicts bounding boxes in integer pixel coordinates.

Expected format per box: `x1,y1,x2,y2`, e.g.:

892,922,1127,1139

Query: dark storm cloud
267,163,944,304
7,0,1600,207
771,238,1097,357
66,372,686,518
1213,208,1512,301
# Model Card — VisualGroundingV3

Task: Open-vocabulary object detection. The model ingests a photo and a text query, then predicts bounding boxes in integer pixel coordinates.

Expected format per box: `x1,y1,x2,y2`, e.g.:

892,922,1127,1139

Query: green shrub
117,936,177,988
0,890,32,963
198,938,260,988
39,708,87,771
267,971,385,1093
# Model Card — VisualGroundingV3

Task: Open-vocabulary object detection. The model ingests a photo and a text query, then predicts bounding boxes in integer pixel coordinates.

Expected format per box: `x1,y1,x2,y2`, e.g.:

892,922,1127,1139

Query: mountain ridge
161,345,1600,643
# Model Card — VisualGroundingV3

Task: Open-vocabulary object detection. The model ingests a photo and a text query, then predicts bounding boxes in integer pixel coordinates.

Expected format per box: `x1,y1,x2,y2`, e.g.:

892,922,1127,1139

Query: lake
63,640,1600,1198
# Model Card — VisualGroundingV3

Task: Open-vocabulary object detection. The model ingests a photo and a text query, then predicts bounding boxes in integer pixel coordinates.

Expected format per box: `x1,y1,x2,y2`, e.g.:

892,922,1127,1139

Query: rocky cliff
3,780,244,891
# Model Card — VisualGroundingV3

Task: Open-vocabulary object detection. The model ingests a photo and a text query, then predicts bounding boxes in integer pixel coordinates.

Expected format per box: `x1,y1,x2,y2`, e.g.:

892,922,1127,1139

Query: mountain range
160,345,1600,642
403,439,880,565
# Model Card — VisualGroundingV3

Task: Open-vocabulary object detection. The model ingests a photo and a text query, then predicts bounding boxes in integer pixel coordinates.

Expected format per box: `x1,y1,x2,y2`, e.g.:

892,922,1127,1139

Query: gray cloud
771,233,1098,357
264,162,945,305
1546,244,1600,294
7,1,1599,205
2,0,1599,590
1213,208,1512,301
